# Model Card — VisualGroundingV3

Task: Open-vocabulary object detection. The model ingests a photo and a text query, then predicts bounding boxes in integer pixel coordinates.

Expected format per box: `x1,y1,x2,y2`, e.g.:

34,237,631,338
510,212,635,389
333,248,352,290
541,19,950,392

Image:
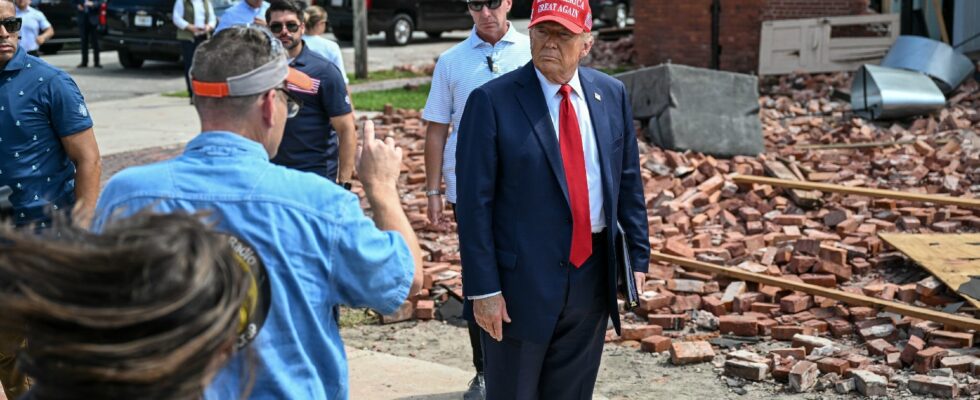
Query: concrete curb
347,347,472,400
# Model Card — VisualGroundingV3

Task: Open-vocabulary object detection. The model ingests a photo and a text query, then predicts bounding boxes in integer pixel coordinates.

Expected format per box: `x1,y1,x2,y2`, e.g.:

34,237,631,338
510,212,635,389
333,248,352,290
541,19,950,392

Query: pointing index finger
361,120,376,144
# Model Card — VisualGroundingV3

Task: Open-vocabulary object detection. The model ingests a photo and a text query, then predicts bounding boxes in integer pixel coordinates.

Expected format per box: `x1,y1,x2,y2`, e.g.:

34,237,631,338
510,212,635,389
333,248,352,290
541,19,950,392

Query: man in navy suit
455,0,650,398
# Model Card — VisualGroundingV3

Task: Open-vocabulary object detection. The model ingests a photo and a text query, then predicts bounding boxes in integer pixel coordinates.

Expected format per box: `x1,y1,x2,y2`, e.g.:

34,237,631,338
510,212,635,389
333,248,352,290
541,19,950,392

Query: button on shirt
422,23,531,203
271,43,352,181
214,0,269,32
303,34,349,84
93,132,414,400
535,67,606,232
15,6,51,53
0,47,93,226
172,0,217,31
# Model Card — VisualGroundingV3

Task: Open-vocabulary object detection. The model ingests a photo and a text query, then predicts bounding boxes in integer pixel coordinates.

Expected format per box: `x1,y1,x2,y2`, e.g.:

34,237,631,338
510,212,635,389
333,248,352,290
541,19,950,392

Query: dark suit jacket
73,0,104,25
456,62,650,344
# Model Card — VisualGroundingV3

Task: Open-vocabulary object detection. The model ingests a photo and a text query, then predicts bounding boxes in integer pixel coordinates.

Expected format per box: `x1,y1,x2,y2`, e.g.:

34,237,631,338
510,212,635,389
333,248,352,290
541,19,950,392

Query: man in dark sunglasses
1,0,102,397
264,0,358,189
422,1,528,399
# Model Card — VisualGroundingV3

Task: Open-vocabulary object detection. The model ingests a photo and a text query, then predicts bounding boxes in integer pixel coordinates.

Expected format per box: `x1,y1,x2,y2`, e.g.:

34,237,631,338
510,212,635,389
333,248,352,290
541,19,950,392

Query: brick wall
634,0,870,73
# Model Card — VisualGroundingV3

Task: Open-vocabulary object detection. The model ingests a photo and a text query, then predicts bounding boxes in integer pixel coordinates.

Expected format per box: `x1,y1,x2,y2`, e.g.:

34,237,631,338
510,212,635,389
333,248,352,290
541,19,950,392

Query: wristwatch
341,182,353,191
425,189,442,197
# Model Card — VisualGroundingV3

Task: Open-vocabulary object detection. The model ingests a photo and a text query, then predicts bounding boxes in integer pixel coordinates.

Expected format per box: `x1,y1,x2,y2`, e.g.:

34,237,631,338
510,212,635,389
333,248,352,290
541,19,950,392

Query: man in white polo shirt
422,1,530,399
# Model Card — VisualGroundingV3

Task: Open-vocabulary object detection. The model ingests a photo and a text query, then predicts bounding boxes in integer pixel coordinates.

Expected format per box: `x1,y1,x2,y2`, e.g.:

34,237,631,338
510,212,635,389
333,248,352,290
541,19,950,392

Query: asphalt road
38,19,531,104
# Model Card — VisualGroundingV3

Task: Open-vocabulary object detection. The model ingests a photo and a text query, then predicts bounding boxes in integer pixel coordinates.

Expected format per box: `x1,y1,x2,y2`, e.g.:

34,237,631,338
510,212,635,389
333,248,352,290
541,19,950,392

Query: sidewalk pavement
347,348,472,400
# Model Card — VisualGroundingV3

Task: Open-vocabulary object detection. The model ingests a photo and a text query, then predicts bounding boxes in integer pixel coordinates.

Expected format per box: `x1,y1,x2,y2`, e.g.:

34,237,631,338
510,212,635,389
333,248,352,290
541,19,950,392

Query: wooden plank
732,174,980,209
796,138,952,150
762,161,822,209
878,233,980,309
651,251,980,332
932,0,951,44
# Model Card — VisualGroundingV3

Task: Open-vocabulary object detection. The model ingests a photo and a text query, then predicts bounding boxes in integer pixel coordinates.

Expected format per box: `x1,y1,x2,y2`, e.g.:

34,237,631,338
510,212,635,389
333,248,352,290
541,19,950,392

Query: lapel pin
594,92,601,101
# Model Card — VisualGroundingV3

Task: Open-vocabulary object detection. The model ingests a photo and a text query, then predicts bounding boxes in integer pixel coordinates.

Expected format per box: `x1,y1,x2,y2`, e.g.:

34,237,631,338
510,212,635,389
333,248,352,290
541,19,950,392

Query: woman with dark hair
0,212,269,400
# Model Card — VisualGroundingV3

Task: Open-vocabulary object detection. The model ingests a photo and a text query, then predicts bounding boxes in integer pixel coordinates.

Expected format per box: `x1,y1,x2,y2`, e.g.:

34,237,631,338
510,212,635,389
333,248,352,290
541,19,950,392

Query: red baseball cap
529,0,593,34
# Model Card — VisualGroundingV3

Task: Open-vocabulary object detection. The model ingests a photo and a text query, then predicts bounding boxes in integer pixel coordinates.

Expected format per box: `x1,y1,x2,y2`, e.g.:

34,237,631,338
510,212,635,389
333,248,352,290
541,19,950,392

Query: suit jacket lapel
515,63,570,206
580,68,615,222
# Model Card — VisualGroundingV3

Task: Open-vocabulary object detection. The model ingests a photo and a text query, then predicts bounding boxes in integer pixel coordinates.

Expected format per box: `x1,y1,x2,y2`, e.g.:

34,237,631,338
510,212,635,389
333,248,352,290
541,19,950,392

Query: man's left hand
634,271,646,294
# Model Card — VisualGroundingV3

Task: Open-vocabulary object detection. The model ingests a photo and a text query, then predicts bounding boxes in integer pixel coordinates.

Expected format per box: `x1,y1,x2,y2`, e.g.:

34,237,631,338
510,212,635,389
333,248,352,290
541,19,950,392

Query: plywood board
759,14,900,76
878,233,980,309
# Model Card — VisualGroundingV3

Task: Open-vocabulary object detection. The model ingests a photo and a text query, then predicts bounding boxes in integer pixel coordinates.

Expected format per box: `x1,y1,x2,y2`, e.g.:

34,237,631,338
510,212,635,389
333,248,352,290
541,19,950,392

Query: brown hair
304,5,327,31
0,212,251,400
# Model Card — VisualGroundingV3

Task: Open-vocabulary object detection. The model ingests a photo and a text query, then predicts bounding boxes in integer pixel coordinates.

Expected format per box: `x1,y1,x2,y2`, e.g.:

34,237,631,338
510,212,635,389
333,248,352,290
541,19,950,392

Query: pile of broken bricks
354,68,980,396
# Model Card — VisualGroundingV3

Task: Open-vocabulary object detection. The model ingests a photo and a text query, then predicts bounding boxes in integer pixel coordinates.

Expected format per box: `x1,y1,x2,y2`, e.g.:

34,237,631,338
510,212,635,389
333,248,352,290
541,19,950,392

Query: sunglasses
0,17,22,33
269,21,301,34
467,0,502,12
276,87,303,118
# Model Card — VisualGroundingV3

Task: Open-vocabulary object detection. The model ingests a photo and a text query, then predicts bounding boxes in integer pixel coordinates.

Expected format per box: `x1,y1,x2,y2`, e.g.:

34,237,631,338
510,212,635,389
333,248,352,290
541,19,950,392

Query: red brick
826,318,854,338
772,358,795,383
886,352,903,369
701,296,728,316
866,338,899,356
909,374,960,398
774,214,808,226
638,291,674,313
816,357,850,375
799,273,837,288
770,348,806,360
414,300,435,320
640,335,672,353
668,279,707,294
897,283,918,303
750,302,780,315
621,324,664,341
845,354,873,369
940,355,977,373
772,325,813,341
901,335,926,365
733,292,765,314
725,360,769,381
780,294,814,314
664,239,695,259
818,244,847,265
916,276,944,297
914,346,949,374
738,207,762,222
788,360,819,393
670,294,702,313
812,260,851,281
757,318,778,336
848,306,875,320
929,330,974,348
648,314,689,330
801,319,828,334
670,341,716,365
719,315,760,337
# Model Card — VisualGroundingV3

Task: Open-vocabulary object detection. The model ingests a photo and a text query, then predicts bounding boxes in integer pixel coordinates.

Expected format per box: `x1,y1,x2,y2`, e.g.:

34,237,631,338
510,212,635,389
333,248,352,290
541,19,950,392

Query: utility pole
353,0,368,79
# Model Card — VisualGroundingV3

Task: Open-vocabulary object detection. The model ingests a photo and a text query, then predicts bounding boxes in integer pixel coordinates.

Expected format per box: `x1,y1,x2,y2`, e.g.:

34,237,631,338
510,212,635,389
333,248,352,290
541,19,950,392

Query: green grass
163,90,190,98
351,83,430,112
347,68,429,85
338,306,379,328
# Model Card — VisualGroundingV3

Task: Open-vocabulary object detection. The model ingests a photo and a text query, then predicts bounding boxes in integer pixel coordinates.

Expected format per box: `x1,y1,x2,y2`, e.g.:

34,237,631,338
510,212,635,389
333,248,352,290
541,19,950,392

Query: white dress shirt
534,67,606,233
172,0,217,31
469,67,607,301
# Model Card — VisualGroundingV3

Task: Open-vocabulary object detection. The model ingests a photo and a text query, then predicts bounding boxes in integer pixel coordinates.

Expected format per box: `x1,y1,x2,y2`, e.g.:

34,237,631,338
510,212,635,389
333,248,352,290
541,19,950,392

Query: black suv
590,0,630,29
33,0,84,54
323,0,474,46
101,0,238,68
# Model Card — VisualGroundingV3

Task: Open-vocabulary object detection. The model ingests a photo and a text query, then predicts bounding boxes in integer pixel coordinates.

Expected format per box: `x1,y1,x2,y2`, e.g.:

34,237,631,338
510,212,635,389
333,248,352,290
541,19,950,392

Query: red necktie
558,84,591,268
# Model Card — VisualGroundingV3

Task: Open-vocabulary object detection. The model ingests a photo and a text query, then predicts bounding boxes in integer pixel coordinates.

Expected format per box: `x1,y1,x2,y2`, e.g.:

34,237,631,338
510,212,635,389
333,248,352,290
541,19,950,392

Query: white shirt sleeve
172,0,189,30
468,291,502,300
421,57,452,124
206,0,217,27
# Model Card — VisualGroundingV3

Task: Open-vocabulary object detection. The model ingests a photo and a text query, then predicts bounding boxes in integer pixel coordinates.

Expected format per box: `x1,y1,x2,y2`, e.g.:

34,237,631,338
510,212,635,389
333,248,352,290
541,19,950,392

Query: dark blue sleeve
616,80,650,273
319,63,352,118
455,87,502,297
47,72,94,137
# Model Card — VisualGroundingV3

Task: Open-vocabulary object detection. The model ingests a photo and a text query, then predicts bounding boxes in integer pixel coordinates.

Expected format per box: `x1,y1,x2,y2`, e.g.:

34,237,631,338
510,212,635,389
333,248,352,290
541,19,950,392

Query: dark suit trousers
78,14,100,66
482,233,609,400
452,203,484,373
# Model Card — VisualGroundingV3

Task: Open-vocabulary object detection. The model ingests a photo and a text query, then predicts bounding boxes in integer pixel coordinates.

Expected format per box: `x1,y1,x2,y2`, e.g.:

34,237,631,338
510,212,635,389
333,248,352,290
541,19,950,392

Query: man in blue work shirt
0,0,102,397
14,0,53,56
214,0,267,32
266,0,356,185
94,26,423,400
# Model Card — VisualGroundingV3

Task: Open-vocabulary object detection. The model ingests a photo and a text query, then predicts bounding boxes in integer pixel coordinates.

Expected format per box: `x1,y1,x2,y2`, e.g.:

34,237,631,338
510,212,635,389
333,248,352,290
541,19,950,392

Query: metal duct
881,35,975,93
851,64,946,120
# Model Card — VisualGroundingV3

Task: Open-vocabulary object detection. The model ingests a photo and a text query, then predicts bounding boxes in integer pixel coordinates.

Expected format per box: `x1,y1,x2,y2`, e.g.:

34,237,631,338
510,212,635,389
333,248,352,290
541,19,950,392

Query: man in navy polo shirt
0,0,101,397
0,0,101,229
265,0,356,186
